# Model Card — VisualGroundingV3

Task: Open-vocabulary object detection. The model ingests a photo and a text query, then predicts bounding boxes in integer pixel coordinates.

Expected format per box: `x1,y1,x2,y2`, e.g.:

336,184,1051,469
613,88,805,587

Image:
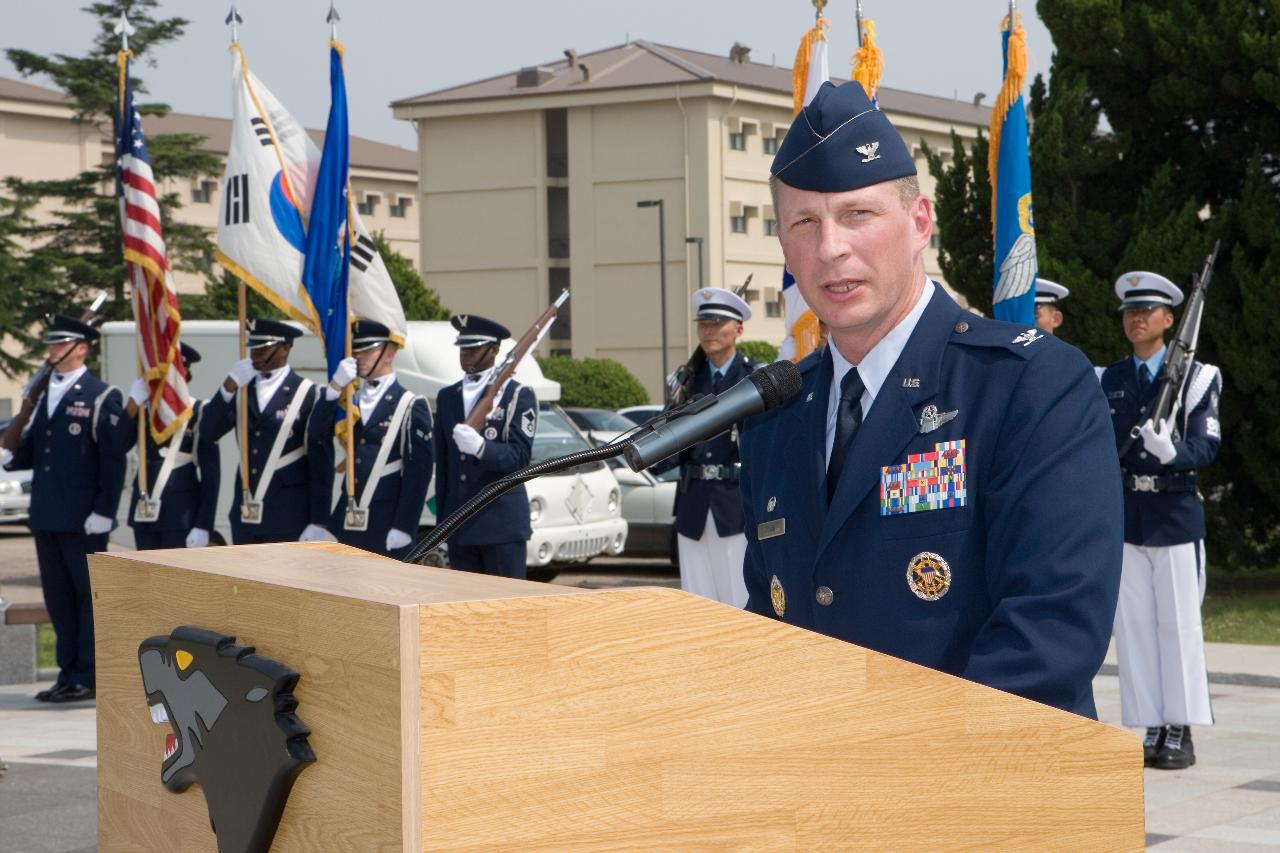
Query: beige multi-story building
0,75,418,414
394,40,989,401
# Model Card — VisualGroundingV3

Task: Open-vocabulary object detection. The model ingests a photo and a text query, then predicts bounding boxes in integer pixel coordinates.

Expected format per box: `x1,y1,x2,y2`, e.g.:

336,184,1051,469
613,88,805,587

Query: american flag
116,51,192,442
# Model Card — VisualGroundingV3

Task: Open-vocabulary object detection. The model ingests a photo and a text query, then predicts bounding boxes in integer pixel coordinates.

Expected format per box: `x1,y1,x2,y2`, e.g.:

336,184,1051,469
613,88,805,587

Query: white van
100,320,627,571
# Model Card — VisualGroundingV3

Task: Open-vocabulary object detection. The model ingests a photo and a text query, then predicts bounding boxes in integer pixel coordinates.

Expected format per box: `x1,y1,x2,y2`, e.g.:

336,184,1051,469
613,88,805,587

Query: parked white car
100,320,627,568
611,461,677,562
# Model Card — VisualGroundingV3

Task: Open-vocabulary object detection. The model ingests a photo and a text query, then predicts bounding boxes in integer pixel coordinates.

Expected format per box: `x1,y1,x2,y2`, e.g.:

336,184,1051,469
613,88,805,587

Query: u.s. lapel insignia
907,552,951,601
902,377,920,389
917,404,958,434
484,426,498,440
770,575,786,617
856,141,881,162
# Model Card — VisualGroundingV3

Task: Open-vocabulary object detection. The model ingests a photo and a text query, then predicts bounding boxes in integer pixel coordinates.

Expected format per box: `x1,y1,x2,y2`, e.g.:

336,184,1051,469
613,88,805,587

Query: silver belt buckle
1133,475,1157,493
240,490,263,524
134,495,161,523
701,464,719,480
344,497,368,532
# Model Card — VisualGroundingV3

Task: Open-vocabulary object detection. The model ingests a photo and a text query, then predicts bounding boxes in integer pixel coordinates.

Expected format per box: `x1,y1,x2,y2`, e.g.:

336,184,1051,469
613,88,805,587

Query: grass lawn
1202,591,1280,645
37,623,55,670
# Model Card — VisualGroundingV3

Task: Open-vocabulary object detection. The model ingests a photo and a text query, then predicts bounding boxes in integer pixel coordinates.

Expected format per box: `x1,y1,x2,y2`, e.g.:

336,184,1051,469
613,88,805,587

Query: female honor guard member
652,287,758,607
312,319,433,559
122,343,220,549
740,80,1123,718
1,314,126,703
201,318,332,544
1102,272,1221,770
433,315,537,579
1034,279,1069,335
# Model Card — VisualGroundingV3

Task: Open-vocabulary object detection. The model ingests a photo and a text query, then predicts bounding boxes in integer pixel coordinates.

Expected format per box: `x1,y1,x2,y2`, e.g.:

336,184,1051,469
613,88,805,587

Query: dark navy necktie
826,367,865,502
1138,363,1152,393
711,370,724,396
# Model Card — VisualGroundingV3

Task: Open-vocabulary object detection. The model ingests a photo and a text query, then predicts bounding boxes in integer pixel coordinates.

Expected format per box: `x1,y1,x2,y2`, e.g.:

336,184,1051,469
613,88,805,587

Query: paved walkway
2,645,1279,851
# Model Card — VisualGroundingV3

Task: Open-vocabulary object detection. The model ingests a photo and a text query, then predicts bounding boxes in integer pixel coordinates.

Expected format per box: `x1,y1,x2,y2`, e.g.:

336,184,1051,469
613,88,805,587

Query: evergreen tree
370,232,450,321
0,193,62,378
923,132,993,314
4,0,219,344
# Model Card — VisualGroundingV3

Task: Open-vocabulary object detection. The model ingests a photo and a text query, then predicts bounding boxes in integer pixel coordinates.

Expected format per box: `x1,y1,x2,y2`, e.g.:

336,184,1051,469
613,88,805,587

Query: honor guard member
201,318,332,544
312,319,433,558
0,314,126,702
652,287,758,607
433,315,537,579
122,343,220,550
741,80,1123,718
1035,279,1069,335
1102,272,1221,769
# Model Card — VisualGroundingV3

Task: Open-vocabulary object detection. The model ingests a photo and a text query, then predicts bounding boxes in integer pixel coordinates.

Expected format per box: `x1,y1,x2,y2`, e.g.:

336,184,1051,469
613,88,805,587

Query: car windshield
531,405,595,464
569,409,635,432
620,408,660,425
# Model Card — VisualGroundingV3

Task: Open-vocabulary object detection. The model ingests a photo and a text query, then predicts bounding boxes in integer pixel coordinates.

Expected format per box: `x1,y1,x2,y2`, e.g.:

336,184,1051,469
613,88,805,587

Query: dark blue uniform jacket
124,399,220,533
653,352,758,539
311,379,434,554
433,380,536,546
739,288,1122,718
7,372,126,532
1100,358,1221,547
201,369,330,540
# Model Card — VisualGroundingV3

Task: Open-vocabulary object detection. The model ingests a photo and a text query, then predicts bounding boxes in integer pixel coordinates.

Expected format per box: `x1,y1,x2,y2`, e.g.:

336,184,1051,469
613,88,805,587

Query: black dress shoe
1155,725,1195,770
35,683,68,702
1142,726,1166,767
46,683,95,704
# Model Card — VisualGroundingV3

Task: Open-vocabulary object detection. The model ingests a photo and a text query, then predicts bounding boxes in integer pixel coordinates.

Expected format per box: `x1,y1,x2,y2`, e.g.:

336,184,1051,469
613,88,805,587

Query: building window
389,196,411,218
728,132,746,151
191,180,214,204
763,137,778,155
766,300,781,318
764,218,778,236
730,216,747,234
357,195,380,216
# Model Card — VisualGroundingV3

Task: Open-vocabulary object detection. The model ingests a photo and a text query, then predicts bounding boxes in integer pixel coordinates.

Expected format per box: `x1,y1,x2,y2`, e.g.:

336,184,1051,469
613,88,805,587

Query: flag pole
856,0,864,48
327,0,356,502
237,279,250,496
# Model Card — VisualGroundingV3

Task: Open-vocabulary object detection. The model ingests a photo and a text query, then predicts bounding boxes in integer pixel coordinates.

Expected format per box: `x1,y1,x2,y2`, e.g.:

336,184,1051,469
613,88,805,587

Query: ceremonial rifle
1120,241,1219,456
666,273,754,408
464,290,570,431
0,292,109,455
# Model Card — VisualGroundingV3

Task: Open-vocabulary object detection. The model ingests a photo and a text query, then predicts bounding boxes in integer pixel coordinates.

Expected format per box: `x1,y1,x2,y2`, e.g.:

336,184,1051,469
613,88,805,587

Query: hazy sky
2,1,1056,149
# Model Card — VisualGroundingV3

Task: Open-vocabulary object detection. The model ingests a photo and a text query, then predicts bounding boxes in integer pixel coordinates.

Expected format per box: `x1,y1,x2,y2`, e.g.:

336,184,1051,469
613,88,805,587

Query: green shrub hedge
737,340,780,364
537,356,650,408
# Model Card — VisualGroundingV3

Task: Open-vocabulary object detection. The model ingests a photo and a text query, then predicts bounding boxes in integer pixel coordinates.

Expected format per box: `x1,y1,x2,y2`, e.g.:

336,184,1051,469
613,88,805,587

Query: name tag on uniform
880,440,968,516
757,518,786,540
1107,390,1125,400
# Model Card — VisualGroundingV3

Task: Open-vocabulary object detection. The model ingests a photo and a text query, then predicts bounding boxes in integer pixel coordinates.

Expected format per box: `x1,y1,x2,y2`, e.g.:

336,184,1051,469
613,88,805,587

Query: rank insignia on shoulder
907,552,951,601
521,408,537,438
1012,328,1044,347
770,575,786,617
880,440,967,516
856,141,881,163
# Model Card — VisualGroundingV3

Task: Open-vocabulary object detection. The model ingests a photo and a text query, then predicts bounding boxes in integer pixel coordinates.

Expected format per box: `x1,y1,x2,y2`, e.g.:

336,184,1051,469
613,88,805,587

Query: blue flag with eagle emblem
988,11,1037,325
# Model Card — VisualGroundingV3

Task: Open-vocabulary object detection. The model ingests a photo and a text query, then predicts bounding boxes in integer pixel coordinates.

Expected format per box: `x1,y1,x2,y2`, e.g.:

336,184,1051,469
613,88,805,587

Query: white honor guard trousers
1114,541,1213,727
677,510,748,608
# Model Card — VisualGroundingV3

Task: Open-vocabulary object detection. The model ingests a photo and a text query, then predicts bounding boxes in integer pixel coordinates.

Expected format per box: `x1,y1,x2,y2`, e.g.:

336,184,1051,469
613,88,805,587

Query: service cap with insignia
44,314,99,344
692,287,752,323
1035,279,1069,306
1114,271,1183,312
770,81,916,192
245,317,303,349
450,314,510,348
350,317,394,353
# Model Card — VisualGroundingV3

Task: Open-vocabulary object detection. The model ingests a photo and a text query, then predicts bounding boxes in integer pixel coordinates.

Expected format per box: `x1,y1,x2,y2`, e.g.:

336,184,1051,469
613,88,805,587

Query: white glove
83,512,113,535
452,423,485,457
185,528,210,548
129,377,149,407
0,447,12,468
1138,417,1178,465
298,523,336,542
227,358,256,388
331,357,358,391
386,528,412,552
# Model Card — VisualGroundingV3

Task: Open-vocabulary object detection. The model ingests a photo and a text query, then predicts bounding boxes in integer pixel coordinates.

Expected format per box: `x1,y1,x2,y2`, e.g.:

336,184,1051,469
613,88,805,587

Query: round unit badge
68,422,82,436
906,552,951,601
484,427,498,440
769,575,786,617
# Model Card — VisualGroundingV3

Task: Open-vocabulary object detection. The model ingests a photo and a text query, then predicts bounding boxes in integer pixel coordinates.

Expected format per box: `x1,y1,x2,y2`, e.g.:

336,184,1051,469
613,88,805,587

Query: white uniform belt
246,379,313,505
354,392,415,512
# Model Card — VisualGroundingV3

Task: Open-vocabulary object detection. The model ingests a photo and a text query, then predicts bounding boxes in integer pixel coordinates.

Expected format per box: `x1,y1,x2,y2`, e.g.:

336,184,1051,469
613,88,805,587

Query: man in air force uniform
740,80,1123,717
433,315,536,579
652,288,758,607
201,318,331,544
0,314,126,702
313,319,433,559
123,343,220,549
1035,278,1069,335
1102,272,1220,769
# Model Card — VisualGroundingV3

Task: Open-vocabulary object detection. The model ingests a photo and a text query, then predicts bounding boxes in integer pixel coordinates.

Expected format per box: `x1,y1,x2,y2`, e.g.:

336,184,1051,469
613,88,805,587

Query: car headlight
529,497,544,524
537,541,552,562
608,489,619,513
0,480,19,496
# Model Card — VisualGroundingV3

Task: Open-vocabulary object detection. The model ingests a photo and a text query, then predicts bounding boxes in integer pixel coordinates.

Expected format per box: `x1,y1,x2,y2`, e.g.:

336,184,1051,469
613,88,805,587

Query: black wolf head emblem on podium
138,626,315,853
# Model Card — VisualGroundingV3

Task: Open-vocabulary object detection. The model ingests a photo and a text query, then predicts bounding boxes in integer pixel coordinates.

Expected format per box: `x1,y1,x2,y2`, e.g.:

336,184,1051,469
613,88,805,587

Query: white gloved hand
452,423,485,457
1138,417,1178,465
386,528,412,552
129,377,149,407
227,358,256,388
185,528,210,548
0,447,12,468
331,357,358,391
83,512,113,535
298,523,336,543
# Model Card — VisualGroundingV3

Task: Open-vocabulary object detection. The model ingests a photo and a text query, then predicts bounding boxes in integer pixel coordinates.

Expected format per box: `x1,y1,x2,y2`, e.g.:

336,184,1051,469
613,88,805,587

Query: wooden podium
91,543,1143,851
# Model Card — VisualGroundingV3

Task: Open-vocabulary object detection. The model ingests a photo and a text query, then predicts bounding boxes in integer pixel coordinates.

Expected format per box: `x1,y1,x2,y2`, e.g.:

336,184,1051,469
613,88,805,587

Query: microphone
623,360,803,471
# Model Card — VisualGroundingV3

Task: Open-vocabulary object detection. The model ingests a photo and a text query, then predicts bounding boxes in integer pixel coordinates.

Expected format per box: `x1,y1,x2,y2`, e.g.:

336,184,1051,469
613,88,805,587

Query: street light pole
637,199,669,402
685,236,704,292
